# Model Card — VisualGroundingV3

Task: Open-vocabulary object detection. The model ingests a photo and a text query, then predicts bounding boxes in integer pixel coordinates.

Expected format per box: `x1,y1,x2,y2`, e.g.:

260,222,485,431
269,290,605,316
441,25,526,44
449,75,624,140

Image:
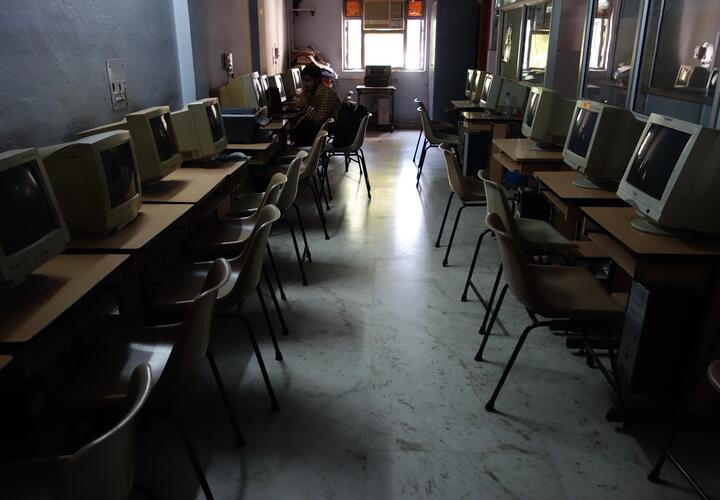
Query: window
343,0,426,71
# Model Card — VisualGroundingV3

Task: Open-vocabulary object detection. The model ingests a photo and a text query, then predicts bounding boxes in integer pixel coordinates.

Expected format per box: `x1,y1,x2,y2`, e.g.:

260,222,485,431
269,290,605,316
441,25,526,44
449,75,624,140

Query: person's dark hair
301,65,323,81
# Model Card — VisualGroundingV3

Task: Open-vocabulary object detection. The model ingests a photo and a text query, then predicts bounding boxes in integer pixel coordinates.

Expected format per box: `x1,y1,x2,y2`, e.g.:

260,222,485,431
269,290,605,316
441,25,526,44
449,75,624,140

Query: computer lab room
2,0,720,498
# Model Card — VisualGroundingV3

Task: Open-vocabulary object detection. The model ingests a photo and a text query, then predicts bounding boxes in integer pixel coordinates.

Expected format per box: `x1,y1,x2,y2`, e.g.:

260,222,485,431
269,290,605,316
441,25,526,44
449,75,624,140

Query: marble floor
135,130,719,499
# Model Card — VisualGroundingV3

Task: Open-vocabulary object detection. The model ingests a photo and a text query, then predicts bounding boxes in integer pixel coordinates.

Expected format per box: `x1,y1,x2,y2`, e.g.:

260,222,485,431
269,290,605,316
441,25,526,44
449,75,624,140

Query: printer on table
222,107,273,144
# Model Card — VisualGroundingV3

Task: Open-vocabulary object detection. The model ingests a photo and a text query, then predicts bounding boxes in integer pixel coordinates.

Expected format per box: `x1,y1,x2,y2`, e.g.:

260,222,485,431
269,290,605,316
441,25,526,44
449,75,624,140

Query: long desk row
0,159,249,376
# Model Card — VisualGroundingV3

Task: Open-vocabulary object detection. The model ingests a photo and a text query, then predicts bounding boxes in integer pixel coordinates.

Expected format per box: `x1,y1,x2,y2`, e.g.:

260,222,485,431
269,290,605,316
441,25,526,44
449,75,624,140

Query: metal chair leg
265,243,286,300
281,218,308,285
307,181,330,240
442,204,468,267
478,264,504,335
206,350,245,447
462,229,491,301
485,321,544,412
416,143,430,187
359,149,371,199
345,153,350,172
314,172,331,211
413,130,423,163
168,416,215,500
292,203,312,262
262,268,289,336
475,283,508,361
256,287,283,360
237,315,280,411
323,158,333,201
435,192,454,248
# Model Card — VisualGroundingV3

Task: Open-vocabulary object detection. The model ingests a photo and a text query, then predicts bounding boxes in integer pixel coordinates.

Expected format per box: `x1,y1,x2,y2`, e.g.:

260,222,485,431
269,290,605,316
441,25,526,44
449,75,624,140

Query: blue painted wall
0,0,183,150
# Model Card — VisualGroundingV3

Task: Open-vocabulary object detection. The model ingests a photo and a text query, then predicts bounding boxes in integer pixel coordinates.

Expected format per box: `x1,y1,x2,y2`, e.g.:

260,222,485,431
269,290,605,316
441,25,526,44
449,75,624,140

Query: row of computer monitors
0,67,307,297
219,68,303,110
463,68,720,238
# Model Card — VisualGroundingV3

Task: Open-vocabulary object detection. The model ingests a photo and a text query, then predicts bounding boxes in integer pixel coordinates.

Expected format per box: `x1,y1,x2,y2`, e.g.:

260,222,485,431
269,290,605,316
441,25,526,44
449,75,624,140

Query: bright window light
345,19,363,69
364,33,405,67
406,20,425,70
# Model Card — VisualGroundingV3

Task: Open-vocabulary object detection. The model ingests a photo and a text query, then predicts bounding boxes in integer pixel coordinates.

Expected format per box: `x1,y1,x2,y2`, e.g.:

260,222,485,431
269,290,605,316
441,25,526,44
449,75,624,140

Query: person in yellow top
292,65,341,146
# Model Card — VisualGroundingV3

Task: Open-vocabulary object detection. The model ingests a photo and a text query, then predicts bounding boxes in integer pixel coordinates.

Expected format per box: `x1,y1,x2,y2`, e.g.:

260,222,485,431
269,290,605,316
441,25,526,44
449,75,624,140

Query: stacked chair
321,113,373,200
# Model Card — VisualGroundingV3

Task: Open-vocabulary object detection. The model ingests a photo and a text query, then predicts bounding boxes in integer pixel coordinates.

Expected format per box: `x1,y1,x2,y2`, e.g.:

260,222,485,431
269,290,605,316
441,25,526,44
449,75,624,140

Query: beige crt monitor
40,131,142,234
562,100,645,189
470,71,487,102
0,149,70,302
171,98,228,161
616,113,720,235
269,74,287,103
480,76,528,112
281,67,302,97
521,86,575,148
465,69,477,98
79,106,182,184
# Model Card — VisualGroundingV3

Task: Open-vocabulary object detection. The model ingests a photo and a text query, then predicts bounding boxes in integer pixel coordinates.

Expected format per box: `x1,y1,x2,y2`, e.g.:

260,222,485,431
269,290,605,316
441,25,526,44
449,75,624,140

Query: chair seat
192,218,255,260
515,218,579,251
147,262,239,315
430,120,456,132
457,176,487,203
529,265,625,320
232,192,264,216
428,132,461,146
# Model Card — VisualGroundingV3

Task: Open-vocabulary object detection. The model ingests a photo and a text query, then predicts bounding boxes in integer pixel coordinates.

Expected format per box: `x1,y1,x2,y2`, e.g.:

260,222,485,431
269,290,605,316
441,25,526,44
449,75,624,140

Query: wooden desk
67,204,191,254
535,171,625,238
142,161,247,204
0,254,128,345
460,114,523,177
489,138,566,183
227,141,279,166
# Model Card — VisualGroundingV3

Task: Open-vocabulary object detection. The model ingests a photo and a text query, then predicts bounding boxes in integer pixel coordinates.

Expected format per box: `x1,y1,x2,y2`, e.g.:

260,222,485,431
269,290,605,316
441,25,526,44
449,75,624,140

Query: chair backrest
485,212,538,310
300,130,329,179
256,173,288,213
151,258,231,403
349,113,371,150
417,104,443,144
441,148,480,202
226,204,281,303
479,171,524,246
319,117,335,133
275,151,308,213
56,364,152,500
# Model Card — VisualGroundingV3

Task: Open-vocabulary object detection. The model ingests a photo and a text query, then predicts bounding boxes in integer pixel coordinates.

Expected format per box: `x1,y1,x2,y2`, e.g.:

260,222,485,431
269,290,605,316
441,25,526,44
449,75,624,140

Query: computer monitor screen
566,108,599,159
625,124,691,200
206,102,224,142
525,92,539,127
465,69,476,96
481,75,493,102
101,142,139,208
149,114,176,162
0,162,59,256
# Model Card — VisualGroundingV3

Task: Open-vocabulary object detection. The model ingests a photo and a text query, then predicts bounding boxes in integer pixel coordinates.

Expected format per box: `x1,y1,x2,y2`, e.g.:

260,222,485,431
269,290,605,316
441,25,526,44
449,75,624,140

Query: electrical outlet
106,58,128,111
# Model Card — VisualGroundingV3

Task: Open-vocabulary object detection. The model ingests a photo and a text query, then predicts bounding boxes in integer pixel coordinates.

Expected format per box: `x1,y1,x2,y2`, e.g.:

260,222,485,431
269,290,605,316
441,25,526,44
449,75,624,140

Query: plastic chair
55,259,232,499
482,212,624,413
471,172,579,359
412,99,457,164
435,148,487,267
298,130,331,239
416,105,461,187
322,113,372,200
0,364,152,500
648,358,720,499
148,205,284,414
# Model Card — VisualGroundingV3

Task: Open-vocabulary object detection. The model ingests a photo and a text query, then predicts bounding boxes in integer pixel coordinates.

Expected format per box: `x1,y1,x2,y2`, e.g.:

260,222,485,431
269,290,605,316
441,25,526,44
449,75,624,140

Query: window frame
343,0,428,72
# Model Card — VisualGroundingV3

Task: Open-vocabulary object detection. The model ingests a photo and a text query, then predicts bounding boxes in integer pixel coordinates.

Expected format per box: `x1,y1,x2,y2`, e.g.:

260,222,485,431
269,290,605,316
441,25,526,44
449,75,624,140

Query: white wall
293,0,429,125
258,0,289,74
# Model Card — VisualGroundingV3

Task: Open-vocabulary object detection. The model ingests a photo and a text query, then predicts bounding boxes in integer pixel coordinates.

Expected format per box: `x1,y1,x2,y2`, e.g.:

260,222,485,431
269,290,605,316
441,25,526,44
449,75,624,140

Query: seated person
292,65,341,146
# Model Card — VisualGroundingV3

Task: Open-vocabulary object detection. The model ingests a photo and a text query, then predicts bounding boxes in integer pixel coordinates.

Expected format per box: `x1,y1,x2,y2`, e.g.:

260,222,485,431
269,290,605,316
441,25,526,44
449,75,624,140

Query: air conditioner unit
363,0,405,30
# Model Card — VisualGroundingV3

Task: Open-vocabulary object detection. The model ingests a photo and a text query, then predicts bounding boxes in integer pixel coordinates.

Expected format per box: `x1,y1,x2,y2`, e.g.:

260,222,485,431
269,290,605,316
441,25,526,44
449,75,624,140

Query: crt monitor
40,131,142,234
562,100,645,189
521,86,576,148
0,148,70,302
470,71,487,102
281,67,302,97
269,74,287,103
465,69,477,98
481,76,528,113
616,113,720,235
260,74,270,94
78,106,182,184
172,98,228,161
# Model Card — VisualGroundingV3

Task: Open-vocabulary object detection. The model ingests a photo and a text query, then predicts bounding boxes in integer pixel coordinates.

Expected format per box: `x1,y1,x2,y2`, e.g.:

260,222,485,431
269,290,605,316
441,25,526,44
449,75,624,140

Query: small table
489,138,566,183
67,204,192,255
227,141,279,166
356,85,396,132
534,171,625,238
